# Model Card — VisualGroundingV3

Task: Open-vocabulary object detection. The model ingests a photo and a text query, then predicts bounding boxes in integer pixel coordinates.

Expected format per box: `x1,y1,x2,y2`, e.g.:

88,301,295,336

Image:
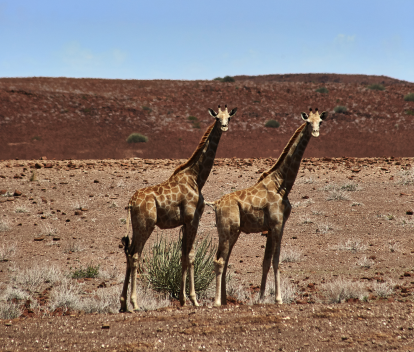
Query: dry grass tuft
356,256,374,268
0,301,22,320
0,243,16,262
280,248,302,263
12,264,64,292
337,239,366,252
322,278,367,303
372,281,395,298
0,219,11,232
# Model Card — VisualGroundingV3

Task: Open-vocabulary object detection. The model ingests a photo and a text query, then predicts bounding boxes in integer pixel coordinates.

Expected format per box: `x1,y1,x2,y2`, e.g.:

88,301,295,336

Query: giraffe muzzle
312,130,320,137
221,126,229,132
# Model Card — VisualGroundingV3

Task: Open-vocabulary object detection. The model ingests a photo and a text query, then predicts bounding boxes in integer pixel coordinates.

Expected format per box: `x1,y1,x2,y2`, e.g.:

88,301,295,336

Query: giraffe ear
208,108,218,118
320,111,327,120
301,112,309,121
229,107,237,117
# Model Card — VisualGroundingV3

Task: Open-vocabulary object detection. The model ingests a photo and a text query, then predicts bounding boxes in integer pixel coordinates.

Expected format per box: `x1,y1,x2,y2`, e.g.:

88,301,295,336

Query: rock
0,198,6,203
406,210,413,215
74,210,82,215
52,237,60,241
0,190,6,195
80,207,88,211
34,236,46,241
403,272,411,277
7,197,15,201
44,163,53,168
35,163,42,169
102,324,110,329
40,156,47,160
14,190,22,196
93,180,99,183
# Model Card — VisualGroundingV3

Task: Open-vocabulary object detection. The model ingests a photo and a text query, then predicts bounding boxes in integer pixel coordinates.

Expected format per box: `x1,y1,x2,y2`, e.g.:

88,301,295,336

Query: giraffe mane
256,122,307,183
169,120,217,178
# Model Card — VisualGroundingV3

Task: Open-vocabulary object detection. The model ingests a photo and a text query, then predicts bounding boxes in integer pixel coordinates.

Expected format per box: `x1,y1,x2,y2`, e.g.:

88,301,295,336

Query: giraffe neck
189,121,222,190
169,120,222,191
258,122,311,197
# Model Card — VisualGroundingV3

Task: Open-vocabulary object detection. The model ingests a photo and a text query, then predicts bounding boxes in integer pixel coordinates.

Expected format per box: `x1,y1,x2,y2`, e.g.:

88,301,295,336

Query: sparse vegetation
12,264,64,292
367,84,385,91
315,87,329,94
403,93,414,102
63,241,83,253
0,219,11,232
265,120,280,128
0,301,22,320
326,188,350,201
372,281,395,298
39,223,57,237
15,206,29,213
334,105,347,114
317,222,335,234
405,109,414,116
32,136,41,141
71,263,100,279
143,236,216,299
323,278,367,303
126,133,148,143
214,76,235,82
187,116,197,121
337,239,366,252
280,248,302,263
142,106,152,111
0,243,16,262
356,256,374,269
30,170,37,182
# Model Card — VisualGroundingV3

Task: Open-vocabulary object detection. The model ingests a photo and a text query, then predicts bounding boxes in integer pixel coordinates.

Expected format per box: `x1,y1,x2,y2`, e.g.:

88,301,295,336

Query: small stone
404,272,411,277
102,324,110,329
0,189,6,195
44,163,53,168
302,195,309,199
52,237,60,241
74,210,82,215
4,322,12,326
80,207,88,211
35,163,42,169
0,198,6,203
66,219,70,222
34,236,46,241
93,180,99,183
406,210,414,215
13,190,22,197
341,336,348,341
40,156,47,160
40,216,46,219
7,197,15,201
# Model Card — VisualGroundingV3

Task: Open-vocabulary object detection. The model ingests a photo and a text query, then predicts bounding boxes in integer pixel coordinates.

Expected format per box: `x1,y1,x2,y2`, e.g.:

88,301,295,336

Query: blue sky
1,0,413,81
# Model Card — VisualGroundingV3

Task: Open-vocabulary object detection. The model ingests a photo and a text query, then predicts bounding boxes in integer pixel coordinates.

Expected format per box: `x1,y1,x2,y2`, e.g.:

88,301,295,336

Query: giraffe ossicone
206,108,327,307
119,105,237,312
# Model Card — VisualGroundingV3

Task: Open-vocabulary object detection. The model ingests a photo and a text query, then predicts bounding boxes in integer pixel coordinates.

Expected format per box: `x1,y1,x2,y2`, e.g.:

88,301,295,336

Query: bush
71,263,100,279
404,93,414,102
334,105,347,114
187,116,197,121
126,133,148,143
265,120,280,128
143,235,216,299
222,76,235,82
367,84,385,91
213,76,235,82
315,87,329,94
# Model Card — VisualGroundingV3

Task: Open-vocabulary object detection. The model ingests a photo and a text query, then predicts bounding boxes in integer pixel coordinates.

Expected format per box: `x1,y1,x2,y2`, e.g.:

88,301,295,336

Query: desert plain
0,74,414,351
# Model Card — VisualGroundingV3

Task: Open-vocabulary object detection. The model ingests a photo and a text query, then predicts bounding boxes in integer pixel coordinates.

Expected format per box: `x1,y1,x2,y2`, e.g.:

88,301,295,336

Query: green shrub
221,76,235,82
143,235,216,299
193,121,201,129
187,116,197,121
315,87,329,94
404,93,414,102
334,106,347,114
213,76,235,82
142,106,152,111
126,133,148,143
72,263,100,279
265,120,280,128
405,109,414,116
367,84,385,91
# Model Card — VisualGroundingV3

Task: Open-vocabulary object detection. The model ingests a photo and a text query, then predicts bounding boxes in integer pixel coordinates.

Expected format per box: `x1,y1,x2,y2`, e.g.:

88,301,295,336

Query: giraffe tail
122,201,132,255
204,201,217,210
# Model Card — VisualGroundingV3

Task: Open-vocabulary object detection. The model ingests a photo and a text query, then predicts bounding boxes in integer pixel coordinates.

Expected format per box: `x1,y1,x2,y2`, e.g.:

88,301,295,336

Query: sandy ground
1,156,414,351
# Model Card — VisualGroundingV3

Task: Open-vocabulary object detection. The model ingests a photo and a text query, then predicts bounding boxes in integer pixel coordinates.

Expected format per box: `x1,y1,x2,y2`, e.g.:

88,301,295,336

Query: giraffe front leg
120,255,131,312
260,231,276,301
129,253,140,310
272,231,284,304
214,238,229,307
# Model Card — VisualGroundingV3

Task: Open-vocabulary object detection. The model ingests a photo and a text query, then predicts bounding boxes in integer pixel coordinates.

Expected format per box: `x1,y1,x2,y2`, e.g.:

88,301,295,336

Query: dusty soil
1,155,414,351
1,74,414,160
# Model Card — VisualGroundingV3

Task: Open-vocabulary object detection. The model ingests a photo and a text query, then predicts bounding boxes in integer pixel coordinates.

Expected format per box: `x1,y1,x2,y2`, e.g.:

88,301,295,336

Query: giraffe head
208,105,237,132
301,108,327,137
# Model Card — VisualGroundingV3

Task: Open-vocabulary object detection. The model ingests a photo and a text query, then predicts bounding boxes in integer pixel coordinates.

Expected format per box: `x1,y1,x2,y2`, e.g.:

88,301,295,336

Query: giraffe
120,105,237,312
206,108,327,306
